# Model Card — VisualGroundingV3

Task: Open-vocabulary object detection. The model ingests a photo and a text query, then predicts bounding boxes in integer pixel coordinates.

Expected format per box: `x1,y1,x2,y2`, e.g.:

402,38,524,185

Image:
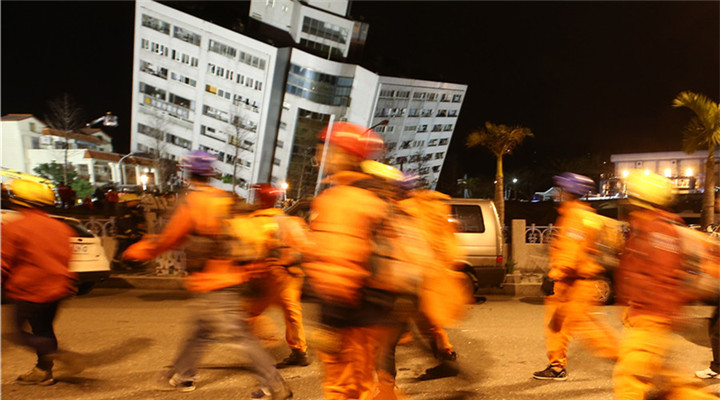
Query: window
139,82,166,100
379,89,395,98
435,152,445,159
439,138,449,145
208,39,237,58
200,125,224,142
421,109,433,117
432,124,442,132
386,126,395,133
277,140,284,148
396,90,410,98
437,109,447,117
254,81,263,91
138,123,164,140
427,93,437,101
417,125,428,132
386,142,397,152
170,72,196,87
140,60,167,79
401,140,411,150
203,105,228,122
239,51,266,70
452,94,462,102
301,16,348,45
168,93,192,110
173,26,201,45
408,108,419,117
440,94,451,102
165,133,191,149
375,126,385,133
286,64,353,106
142,14,170,34
413,92,425,100
428,139,438,146
404,125,417,132
433,165,440,173
273,158,281,166
451,204,485,233
443,124,453,131
448,109,458,117
205,84,218,95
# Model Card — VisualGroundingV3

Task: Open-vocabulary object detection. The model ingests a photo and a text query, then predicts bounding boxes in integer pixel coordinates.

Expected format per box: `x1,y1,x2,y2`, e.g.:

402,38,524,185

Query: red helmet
250,183,283,209
318,122,384,160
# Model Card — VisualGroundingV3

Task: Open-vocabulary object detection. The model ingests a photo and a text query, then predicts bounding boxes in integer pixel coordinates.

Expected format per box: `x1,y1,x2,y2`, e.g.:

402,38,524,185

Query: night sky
2,1,718,193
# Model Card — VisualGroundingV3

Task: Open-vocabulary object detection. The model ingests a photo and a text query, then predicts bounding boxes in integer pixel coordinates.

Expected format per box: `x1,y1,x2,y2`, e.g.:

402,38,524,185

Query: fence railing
525,224,558,244
81,217,116,237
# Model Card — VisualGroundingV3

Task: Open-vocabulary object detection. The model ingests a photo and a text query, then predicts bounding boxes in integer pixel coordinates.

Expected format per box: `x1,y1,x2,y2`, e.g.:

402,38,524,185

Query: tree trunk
495,156,505,225
64,130,69,184
702,146,716,228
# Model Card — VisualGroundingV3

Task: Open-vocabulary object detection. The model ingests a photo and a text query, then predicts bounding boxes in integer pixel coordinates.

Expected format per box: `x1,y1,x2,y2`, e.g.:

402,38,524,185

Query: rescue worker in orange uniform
245,183,311,368
533,172,621,380
123,150,291,399
303,122,394,400
613,170,719,400
1,180,81,386
372,171,470,400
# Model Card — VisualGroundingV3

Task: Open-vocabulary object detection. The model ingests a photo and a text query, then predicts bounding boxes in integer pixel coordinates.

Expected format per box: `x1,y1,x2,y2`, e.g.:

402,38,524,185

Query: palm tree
466,121,534,224
673,91,720,228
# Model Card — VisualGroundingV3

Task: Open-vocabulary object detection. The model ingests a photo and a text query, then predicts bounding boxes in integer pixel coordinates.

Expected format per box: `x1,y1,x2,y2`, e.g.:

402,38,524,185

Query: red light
496,256,503,264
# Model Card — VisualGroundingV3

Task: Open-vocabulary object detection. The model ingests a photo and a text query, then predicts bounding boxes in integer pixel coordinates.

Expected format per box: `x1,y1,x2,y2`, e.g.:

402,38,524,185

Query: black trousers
14,300,60,370
710,305,719,373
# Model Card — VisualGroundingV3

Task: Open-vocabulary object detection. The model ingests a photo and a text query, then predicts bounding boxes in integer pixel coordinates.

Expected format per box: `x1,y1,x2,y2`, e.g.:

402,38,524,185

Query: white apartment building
132,0,289,195
371,77,467,189
131,0,467,197
1,114,155,186
611,151,720,193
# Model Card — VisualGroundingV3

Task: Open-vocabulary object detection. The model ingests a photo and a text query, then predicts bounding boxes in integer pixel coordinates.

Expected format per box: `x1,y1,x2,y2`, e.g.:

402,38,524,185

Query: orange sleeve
548,206,587,280
123,201,195,261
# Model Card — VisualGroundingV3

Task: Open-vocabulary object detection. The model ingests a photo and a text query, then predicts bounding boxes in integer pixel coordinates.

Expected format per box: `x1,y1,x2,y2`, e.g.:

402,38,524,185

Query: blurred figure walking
1,180,80,385
533,172,621,380
614,170,718,400
123,150,291,399
304,122,394,400
245,183,311,368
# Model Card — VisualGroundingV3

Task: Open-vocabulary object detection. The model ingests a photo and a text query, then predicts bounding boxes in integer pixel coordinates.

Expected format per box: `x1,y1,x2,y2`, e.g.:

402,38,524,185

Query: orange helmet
318,122,384,160
250,183,283,209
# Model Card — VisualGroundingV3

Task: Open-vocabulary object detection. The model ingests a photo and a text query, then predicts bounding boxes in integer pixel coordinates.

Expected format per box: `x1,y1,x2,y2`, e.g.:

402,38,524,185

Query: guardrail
81,217,116,237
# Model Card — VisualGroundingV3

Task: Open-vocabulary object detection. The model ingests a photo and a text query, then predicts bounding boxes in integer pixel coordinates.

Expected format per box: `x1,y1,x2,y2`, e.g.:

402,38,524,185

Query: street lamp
118,152,140,185
280,181,288,201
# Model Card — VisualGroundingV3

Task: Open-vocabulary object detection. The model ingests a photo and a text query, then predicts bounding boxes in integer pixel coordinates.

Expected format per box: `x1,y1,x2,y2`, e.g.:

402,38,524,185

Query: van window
451,205,485,233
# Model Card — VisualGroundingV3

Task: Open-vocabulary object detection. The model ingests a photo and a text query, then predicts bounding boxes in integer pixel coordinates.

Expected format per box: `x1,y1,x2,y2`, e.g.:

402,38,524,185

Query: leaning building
131,0,467,197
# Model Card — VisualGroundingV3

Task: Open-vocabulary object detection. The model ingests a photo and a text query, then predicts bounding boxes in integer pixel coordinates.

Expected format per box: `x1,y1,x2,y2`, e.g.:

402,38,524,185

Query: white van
1,209,111,295
447,198,505,290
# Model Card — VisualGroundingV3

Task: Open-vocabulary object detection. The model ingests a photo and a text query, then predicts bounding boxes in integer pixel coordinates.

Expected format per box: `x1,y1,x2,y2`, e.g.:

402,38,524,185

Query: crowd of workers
2,121,720,399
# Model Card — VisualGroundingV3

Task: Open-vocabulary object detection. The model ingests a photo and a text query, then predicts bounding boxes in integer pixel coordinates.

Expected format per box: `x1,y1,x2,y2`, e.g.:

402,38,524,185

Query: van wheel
76,282,95,296
463,269,480,303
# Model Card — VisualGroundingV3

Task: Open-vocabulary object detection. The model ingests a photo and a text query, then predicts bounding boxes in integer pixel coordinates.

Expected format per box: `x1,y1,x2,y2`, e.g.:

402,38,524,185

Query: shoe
276,349,310,368
696,367,720,379
533,365,568,381
169,374,196,392
250,384,293,400
16,367,54,386
417,360,459,381
52,349,86,375
438,351,457,362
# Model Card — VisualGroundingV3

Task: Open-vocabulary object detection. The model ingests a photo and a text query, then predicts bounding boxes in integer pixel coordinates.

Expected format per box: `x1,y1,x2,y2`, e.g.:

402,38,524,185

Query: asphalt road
2,290,719,400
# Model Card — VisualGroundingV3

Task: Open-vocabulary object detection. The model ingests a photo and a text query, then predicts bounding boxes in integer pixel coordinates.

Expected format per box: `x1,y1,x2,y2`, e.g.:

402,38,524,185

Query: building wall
611,151,720,191
372,77,468,189
132,0,284,196
1,117,44,173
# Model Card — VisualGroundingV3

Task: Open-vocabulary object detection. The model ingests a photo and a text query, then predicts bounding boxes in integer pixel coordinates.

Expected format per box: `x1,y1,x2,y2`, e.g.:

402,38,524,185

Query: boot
277,349,310,368
17,367,54,386
418,352,459,381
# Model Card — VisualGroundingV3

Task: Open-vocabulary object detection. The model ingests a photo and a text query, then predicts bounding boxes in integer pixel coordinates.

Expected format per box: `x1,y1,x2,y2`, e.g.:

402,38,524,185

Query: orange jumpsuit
304,171,392,400
614,208,718,400
543,200,619,369
247,207,309,353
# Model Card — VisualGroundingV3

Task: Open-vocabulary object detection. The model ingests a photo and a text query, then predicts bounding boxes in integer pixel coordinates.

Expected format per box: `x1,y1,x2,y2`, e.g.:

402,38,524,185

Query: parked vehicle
447,198,505,293
286,197,506,296
1,209,111,295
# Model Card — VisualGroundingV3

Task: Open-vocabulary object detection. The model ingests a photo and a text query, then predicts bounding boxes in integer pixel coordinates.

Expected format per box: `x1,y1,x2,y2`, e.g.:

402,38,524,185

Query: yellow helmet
5,179,56,208
360,160,404,182
623,169,677,208
118,193,142,203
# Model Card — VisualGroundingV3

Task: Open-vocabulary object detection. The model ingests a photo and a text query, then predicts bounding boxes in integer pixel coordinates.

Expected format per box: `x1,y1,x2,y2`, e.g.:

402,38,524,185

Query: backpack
226,211,280,263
